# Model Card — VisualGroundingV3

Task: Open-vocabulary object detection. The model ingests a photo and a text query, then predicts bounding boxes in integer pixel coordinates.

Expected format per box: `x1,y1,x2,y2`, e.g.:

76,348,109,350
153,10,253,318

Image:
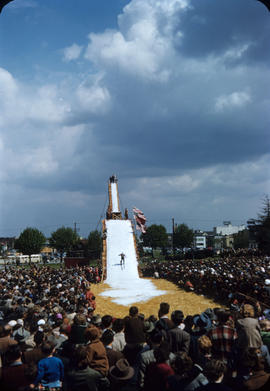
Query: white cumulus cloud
215,91,251,112
63,43,83,62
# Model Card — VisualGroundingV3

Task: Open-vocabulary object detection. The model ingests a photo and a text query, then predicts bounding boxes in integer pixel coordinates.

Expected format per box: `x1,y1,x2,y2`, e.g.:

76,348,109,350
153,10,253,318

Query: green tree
142,224,168,251
49,227,79,262
87,230,102,260
233,229,249,249
257,195,270,253
247,195,270,253
15,227,46,263
173,223,194,250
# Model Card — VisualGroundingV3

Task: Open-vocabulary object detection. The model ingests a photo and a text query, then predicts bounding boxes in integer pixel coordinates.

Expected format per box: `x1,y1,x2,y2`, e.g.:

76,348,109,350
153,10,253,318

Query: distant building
193,230,207,249
214,221,246,236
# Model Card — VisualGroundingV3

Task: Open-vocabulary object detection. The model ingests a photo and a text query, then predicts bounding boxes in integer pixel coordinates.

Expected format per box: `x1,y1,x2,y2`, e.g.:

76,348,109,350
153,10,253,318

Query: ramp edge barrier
131,220,143,278
101,219,107,282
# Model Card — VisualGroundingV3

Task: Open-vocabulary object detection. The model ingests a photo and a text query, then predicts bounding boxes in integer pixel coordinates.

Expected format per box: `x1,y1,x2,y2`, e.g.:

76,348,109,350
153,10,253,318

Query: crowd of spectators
142,250,270,308
1,255,270,390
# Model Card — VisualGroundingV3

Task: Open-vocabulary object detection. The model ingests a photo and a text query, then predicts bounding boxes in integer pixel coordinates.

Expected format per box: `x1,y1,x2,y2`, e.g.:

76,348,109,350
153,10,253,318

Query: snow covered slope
111,183,120,212
100,219,166,305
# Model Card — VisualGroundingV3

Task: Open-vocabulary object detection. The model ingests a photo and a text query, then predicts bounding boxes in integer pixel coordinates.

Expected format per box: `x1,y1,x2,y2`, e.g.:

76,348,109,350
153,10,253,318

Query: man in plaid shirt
207,310,237,363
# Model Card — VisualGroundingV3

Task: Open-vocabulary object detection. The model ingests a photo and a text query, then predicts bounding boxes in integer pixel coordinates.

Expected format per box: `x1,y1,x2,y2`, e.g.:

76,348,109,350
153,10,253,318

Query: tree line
10,195,270,262
14,227,102,263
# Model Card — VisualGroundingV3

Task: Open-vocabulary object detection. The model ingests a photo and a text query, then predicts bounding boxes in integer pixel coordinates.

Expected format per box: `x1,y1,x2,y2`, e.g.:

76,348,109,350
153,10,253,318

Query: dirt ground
92,277,222,318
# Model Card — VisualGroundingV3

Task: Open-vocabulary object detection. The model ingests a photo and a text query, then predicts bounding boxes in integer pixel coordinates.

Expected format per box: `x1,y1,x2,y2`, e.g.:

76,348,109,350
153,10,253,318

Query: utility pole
172,218,175,258
74,222,77,235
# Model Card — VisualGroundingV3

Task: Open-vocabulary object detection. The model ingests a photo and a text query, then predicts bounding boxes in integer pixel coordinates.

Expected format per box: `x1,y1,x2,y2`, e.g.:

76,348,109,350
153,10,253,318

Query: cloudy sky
0,0,269,238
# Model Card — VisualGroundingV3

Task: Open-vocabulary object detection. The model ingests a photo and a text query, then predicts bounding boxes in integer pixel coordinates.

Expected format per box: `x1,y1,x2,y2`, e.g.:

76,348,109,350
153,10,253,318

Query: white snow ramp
100,219,165,305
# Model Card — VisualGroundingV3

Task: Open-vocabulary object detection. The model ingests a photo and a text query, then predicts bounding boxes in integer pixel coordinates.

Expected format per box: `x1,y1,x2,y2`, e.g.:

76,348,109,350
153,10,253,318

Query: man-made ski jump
100,176,165,306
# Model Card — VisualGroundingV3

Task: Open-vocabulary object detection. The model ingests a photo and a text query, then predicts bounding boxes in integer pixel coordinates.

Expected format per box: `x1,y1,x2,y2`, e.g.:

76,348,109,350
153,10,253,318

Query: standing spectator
66,345,109,391
85,326,109,376
144,343,174,391
0,345,35,391
101,329,124,368
168,311,190,354
236,304,262,357
167,352,208,391
109,358,136,391
207,310,237,364
196,360,233,391
31,341,64,389
112,318,126,352
124,306,145,365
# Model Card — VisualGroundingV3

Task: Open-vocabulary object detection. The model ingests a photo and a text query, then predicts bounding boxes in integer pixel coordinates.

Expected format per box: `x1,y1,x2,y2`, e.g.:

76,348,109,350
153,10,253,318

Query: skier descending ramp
100,176,166,306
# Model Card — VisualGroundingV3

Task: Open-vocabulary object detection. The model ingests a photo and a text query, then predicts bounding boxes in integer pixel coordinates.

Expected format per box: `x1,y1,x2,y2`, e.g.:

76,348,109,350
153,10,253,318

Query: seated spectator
85,326,109,376
167,351,208,391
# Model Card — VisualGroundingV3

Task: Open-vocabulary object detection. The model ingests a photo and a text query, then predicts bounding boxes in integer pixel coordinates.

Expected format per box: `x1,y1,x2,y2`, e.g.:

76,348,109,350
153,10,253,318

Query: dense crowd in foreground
1,265,270,390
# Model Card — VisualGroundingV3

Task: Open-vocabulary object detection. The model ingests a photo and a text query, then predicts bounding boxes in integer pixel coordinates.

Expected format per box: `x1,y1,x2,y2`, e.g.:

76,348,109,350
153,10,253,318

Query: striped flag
133,207,147,234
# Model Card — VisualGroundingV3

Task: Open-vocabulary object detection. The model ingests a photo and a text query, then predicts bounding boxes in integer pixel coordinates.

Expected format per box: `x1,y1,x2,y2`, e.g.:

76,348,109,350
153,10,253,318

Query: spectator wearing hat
85,326,109,376
109,358,136,391
91,314,102,329
13,319,30,346
101,329,124,368
168,311,190,354
207,310,237,365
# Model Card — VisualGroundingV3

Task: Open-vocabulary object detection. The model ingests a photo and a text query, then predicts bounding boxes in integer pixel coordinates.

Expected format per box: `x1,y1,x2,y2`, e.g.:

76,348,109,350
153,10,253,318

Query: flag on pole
133,207,147,234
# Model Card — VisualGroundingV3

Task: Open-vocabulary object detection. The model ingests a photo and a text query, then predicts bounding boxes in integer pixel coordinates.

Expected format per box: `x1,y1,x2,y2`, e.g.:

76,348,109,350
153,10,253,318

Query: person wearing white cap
8,320,17,328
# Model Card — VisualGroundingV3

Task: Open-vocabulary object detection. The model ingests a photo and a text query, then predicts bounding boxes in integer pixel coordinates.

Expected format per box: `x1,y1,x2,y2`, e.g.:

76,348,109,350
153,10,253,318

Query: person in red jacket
85,285,96,311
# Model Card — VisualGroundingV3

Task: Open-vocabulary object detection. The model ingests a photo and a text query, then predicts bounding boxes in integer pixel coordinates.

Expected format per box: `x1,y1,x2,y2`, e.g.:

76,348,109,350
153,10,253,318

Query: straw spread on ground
93,277,222,319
